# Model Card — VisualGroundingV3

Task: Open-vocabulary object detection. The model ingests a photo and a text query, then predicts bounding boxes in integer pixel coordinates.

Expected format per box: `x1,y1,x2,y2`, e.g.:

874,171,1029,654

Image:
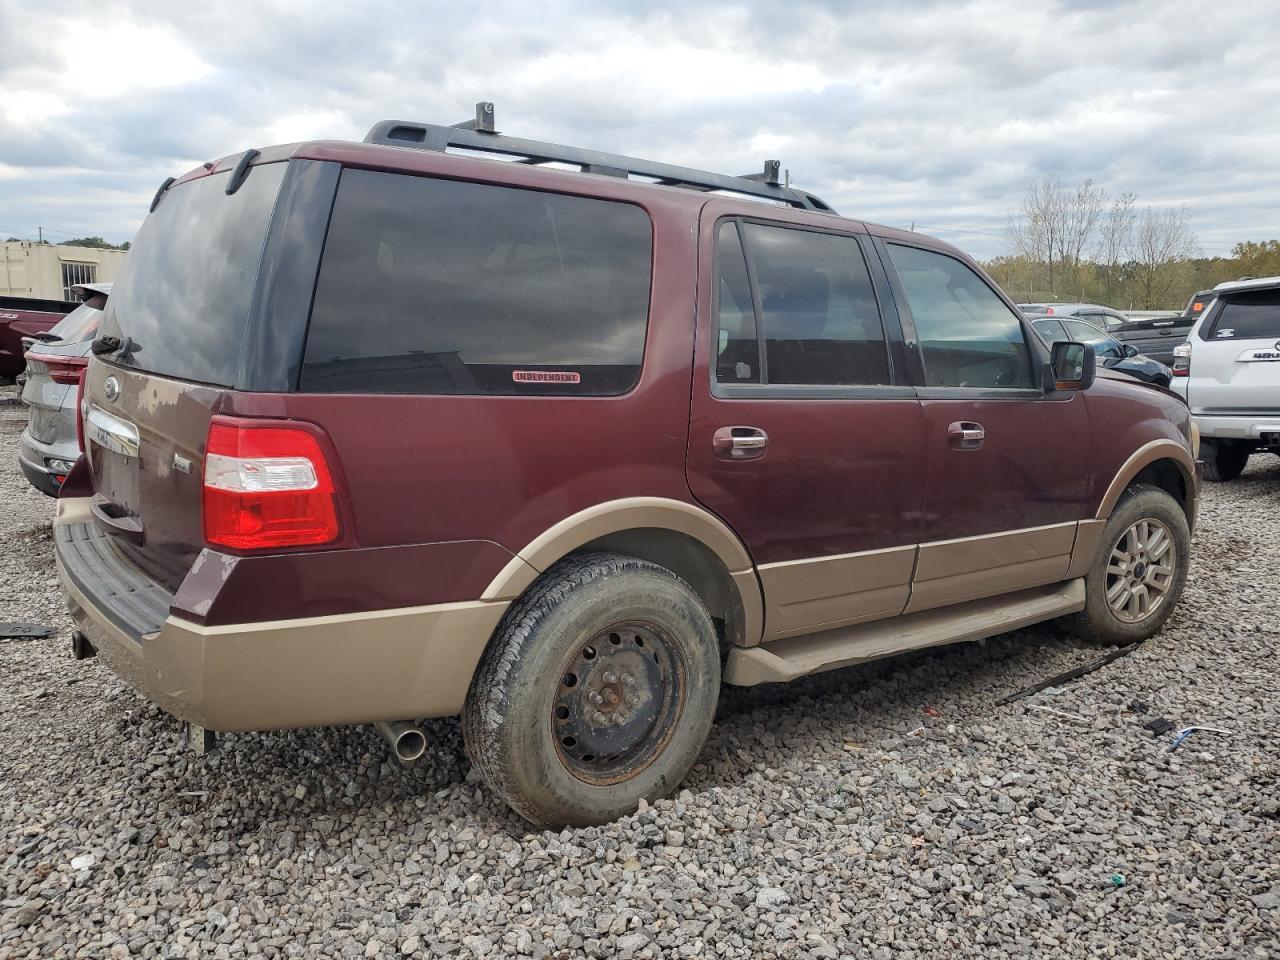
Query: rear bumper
1192,413,1280,443
19,424,78,497
54,498,508,732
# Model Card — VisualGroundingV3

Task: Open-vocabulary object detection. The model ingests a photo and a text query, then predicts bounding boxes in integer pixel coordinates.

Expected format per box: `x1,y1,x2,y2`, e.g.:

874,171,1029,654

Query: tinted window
1208,290,1280,340
302,170,652,396
887,244,1034,389
1062,319,1123,359
737,222,889,386
1032,318,1067,343
715,222,760,384
100,164,286,386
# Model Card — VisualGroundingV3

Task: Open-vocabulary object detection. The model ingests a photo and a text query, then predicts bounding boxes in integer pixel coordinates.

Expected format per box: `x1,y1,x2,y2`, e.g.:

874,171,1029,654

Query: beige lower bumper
60,558,509,732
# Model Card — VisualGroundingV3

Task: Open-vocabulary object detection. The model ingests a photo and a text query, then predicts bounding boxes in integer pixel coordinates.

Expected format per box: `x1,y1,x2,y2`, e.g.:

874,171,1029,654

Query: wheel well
1130,458,1189,514
573,528,746,648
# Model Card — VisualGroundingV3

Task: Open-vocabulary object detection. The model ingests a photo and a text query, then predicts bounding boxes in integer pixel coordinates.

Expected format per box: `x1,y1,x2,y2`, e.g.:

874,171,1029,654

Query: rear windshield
47,298,104,343
1207,289,1280,340
300,169,652,396
98,164,286,386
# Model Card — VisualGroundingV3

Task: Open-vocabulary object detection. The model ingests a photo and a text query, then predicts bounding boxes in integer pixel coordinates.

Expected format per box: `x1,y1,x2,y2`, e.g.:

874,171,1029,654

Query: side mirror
1123,343,1139,358
1050,341,1096,391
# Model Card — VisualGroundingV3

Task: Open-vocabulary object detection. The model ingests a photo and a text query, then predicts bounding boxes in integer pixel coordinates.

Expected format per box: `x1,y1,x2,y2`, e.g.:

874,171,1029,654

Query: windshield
98,163,286,386
46,298,105,343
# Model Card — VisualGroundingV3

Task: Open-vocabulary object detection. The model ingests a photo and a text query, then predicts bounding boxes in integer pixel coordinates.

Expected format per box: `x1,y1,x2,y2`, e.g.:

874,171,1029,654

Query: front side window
302,170,653,396
713,219,890,387
886,244,1035,389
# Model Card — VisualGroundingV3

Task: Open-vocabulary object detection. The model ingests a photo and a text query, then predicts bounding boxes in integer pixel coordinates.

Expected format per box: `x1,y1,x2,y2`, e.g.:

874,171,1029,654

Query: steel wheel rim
551,621,686,786
1105,517,1177,624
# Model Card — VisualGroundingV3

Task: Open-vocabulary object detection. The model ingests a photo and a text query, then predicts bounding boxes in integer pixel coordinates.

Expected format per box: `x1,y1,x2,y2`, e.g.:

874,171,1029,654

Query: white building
0,242,128,301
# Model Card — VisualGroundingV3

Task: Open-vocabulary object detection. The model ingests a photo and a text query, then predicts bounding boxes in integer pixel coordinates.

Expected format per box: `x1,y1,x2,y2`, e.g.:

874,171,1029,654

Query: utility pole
37,226,42,244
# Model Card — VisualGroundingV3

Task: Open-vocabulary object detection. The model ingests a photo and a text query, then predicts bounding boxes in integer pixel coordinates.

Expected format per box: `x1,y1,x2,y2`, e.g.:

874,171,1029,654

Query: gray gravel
1,384,1277,959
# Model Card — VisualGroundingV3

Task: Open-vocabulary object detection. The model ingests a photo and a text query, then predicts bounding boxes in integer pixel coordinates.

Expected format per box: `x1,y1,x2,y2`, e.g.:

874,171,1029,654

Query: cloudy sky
1,0,1277,259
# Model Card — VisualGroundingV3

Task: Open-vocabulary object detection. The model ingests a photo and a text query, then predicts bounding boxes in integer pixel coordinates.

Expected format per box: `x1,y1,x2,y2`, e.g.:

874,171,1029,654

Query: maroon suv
56,106,1199,827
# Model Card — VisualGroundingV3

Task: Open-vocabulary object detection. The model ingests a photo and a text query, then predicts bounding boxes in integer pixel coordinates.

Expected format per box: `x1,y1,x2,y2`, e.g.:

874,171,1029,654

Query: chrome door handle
713,426,769,461
947,421,985,450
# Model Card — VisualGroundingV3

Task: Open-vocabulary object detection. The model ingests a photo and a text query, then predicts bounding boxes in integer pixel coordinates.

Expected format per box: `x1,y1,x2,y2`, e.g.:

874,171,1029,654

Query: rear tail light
1172,341,1191,377
203,416,342,551
74,371,87,454
25,351,88,384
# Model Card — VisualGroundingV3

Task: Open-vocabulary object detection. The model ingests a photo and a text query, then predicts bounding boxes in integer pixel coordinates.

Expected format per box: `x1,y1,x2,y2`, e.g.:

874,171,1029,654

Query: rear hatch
83,161,287,591
1186,287,1280,416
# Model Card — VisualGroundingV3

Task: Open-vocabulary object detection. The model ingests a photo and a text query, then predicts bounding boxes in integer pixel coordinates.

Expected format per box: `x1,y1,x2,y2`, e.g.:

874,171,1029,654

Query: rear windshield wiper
31,331,62,343
91,334,134,357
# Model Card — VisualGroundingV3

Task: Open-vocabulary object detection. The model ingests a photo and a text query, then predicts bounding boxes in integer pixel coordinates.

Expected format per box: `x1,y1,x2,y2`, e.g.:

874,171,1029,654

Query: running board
724,579,1085,686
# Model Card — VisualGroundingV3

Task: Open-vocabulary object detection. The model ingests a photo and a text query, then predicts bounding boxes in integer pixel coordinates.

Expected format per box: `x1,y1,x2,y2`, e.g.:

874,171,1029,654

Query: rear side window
713,219,890,387
886,244,1035,389
1206,290,1280,340
301,170,652,396
99,164,287,386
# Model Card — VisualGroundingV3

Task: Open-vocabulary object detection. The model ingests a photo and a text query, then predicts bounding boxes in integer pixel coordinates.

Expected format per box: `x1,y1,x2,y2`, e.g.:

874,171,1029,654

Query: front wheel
1068,484,1190,645
462,553,721,828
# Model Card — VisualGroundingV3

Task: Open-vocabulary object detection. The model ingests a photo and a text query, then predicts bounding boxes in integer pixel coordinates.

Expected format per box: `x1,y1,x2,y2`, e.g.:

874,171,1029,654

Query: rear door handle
947,421,985,450
713,426,769,461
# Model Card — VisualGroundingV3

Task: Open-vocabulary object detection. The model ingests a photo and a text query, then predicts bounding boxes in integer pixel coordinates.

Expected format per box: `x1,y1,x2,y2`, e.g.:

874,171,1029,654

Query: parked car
1019,301,1191,365
57,108,1199,827
18,283,111,496
1029,315,1172,386
1170,275,1280,481
0,295,77,383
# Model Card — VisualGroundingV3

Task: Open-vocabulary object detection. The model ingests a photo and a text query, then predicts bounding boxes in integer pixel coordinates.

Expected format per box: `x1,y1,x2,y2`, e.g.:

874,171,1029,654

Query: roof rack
363,102,835,214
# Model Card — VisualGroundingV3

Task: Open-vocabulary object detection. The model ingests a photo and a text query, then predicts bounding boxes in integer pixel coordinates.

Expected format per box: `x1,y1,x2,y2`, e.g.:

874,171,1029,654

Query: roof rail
363,102,835,214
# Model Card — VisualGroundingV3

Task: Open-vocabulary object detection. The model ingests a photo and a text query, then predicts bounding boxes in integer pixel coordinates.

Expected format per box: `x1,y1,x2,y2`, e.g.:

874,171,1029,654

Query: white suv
1171,275,1280,481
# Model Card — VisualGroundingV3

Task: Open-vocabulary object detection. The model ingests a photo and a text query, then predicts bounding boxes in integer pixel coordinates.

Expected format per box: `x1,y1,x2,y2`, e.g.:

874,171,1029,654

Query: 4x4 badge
103,376,121,402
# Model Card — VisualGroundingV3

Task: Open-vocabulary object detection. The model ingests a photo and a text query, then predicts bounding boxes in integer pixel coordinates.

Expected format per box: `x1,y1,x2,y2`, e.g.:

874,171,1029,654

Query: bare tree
1129,206,1199,308
1006,176,1105,296
1095,192,1137,300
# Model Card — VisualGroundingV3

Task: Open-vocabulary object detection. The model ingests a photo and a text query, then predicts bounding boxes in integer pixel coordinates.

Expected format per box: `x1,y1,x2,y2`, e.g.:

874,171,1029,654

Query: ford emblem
103,376,121,402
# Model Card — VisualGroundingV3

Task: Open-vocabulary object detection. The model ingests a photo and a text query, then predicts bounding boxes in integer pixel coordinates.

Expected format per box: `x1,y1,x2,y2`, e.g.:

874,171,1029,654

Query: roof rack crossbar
363,104,832,212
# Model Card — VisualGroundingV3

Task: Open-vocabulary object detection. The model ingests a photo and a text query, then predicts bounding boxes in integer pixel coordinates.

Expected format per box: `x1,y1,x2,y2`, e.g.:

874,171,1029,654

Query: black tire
462,552,720,828
1201,441,1249,482
1067,484,1190,646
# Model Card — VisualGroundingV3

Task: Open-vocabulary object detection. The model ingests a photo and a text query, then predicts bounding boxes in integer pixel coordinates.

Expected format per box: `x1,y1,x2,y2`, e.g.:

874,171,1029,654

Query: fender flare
481,497,764,644
1095,439,1197,520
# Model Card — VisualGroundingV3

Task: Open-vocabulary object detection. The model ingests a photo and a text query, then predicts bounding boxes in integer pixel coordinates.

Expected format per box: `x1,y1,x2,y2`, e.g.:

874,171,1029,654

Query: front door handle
947,421,985,450
713,426,769,461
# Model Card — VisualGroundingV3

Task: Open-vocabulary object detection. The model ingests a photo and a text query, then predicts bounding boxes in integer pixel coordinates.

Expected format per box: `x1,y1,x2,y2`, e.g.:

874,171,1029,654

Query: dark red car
0,296,76,382
56,107,1199,827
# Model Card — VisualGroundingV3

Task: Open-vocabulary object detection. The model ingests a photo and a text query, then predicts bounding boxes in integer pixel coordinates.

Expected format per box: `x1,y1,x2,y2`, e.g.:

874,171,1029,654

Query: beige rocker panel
726,580,1085,686
1095,439,1197,521
904,521,1077,615
481,497,765,645
756,544,915,642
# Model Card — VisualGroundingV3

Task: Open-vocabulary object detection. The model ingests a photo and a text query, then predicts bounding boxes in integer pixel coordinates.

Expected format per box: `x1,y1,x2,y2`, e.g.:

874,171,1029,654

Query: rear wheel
1201,441,1249,482
1068,485,1190,646
462,553,720,828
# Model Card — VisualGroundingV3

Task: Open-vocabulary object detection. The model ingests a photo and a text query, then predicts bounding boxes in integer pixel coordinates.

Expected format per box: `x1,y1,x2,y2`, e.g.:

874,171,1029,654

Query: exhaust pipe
375,721,428,766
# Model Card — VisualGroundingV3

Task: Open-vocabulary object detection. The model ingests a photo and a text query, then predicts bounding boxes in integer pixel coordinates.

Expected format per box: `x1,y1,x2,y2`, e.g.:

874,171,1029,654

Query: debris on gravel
1,386,1277,959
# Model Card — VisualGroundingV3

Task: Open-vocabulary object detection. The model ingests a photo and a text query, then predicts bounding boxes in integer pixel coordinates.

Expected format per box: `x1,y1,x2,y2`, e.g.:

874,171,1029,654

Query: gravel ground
1,384,1277,960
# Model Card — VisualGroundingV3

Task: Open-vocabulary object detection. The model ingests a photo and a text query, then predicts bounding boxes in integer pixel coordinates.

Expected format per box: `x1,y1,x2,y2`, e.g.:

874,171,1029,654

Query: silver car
18,283,111,496
1170,275,1280,481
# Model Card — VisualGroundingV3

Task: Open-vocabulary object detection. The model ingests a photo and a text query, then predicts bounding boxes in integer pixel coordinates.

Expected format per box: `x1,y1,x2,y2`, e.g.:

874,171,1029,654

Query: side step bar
724,579,1085,686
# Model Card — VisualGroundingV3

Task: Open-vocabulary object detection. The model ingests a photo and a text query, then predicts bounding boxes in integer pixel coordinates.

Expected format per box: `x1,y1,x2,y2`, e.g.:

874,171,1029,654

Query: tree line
986,176,1273,310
